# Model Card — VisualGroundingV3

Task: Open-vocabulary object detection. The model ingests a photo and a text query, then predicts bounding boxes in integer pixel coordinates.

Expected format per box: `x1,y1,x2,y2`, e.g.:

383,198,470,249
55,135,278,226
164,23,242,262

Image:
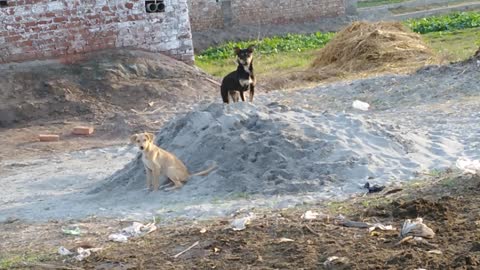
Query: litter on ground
400,217,435,239
456,157,480,174
231,212,256,231
108,221,157,242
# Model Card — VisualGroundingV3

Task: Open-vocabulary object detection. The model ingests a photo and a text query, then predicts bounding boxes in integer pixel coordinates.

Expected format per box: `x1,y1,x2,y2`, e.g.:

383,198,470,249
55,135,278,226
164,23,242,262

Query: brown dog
130,132,216,191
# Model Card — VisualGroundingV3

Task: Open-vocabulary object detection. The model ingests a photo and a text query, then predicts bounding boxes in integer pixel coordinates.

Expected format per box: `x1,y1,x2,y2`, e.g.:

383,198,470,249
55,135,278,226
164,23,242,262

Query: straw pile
307,21,436,80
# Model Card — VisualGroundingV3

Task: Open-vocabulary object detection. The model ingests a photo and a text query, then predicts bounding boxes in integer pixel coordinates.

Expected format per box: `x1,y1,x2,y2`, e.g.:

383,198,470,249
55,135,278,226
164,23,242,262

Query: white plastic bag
352,100,370,111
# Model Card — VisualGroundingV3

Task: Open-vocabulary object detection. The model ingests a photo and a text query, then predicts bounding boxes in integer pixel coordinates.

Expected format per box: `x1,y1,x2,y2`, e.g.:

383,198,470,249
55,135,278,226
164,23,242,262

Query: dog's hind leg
167,168,185,189
221,86,230,104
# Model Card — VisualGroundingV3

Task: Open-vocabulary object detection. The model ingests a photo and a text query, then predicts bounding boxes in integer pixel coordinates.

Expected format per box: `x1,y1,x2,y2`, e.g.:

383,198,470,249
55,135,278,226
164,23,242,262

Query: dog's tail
191,162,217,177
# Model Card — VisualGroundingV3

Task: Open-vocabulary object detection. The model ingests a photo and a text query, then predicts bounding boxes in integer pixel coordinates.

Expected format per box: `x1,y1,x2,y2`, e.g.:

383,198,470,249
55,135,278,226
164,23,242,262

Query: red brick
6,35,22,42
18,40,33,46
39,134,60,142
125,3,134,9
53,17,67,23
72,126,94,135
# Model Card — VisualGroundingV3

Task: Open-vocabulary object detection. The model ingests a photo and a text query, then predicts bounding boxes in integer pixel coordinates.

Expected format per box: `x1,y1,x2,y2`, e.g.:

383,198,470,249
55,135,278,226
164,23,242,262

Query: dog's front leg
239,91,246,102
145,166,153,190
152,168,161,191
249,83,255,102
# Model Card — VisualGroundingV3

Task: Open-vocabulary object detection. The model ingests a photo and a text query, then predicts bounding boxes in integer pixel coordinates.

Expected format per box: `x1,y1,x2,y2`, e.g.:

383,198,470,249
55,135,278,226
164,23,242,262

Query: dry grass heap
307,21,437,81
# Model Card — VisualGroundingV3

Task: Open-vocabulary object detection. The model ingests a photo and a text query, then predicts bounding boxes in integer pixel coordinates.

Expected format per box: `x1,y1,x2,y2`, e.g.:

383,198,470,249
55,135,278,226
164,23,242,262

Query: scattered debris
428,249,443,255
368,223,395,233
173,241,199,258
199,228,207,234
277,237,295,243
75,247,92,261
335,215,395,234
38,134,60,142
301,210,329,221
62,225,81,236
304,224,321,236
231,212,256,231
58,246,102,261
58,246,73,256
400,218,435,239
323,256,351,270
301,210,320,220
352,100,370,111
108,233,129,243
456,157,480,174
364,182,385,193
335,216,370,228
396,236,438,248
108,221,157,242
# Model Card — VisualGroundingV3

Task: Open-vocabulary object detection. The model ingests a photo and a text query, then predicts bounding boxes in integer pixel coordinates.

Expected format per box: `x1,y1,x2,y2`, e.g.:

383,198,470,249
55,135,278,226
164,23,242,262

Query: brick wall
188,0,347,32
0,0,194,64
188,0,224,31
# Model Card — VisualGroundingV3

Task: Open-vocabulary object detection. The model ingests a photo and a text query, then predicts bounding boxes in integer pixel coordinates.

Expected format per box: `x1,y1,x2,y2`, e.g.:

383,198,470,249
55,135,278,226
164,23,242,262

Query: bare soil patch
0,49,218,160
2,173,479,270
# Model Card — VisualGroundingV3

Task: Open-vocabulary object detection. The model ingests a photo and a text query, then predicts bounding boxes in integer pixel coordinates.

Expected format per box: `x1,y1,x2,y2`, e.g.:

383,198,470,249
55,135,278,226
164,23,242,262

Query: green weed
406,11,480,34
197,32,334,61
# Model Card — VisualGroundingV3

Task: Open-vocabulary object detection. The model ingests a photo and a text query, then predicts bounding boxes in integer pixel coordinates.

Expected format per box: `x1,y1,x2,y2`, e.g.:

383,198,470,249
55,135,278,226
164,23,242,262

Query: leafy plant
197,32,334,61
406,11,480,34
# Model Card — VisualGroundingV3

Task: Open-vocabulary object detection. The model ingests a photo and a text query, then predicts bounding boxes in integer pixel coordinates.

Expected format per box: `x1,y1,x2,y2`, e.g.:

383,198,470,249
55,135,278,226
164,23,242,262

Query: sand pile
92,102,430,204
307,21,436,80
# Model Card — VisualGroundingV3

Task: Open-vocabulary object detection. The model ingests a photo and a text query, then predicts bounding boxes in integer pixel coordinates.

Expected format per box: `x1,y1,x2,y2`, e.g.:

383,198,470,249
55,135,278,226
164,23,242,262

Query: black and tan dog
220,45,256,103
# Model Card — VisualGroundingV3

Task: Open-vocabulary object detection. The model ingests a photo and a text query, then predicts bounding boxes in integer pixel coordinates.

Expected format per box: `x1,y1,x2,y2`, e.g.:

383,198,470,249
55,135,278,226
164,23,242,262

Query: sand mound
307,21,436,80
91,101,431,210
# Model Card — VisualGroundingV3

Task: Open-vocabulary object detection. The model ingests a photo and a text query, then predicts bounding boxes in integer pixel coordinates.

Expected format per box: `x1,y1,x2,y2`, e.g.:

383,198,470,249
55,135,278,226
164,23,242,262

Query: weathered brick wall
231,0,345,25
188,0,223,31
0,0,194,64
188,0,346,32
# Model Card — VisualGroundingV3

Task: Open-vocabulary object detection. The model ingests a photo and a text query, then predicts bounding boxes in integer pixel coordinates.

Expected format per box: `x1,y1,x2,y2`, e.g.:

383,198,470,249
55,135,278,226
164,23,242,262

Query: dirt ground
2,172,479,269
2,47,480,270
0,49,218,161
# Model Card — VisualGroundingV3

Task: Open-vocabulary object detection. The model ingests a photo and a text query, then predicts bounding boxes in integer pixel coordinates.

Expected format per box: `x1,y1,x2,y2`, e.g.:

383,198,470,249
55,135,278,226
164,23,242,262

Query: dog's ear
247,45,255,53
145,132,155,142
130,134,138,144
233,47,241,55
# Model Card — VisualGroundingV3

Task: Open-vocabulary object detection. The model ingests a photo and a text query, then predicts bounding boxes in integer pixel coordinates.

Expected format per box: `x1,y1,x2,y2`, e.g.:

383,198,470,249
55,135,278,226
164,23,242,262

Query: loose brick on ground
38,134,60,142
72,126,94,135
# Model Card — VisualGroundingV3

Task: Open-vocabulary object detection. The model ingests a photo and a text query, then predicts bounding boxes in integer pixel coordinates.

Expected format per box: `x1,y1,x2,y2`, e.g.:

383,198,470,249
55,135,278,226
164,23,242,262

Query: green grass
424,27,480,61
357,0,407,8
197,32,334,61
196,49,317,78
0,253,52,269
406,11,480,34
